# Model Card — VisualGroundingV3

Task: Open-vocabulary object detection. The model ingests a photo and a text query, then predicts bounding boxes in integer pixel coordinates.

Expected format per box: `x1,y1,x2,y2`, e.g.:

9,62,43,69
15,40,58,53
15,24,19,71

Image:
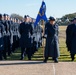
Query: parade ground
0,61,76,75
0,0,76,75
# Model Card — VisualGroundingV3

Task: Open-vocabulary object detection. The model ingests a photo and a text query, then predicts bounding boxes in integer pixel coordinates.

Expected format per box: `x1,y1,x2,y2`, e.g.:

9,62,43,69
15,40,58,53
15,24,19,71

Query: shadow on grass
0,60,75,66
32,55,43,58
59,59,71,62
0,61,44,66
60,54,69,56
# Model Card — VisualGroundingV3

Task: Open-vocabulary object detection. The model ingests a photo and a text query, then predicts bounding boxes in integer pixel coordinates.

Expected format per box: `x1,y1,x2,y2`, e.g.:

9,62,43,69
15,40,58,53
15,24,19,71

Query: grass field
7,26,76,62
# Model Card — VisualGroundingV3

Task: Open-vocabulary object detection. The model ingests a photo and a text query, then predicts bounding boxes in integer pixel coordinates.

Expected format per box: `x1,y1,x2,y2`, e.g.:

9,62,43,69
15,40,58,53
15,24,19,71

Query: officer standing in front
43,16,60,63
19,15,33,60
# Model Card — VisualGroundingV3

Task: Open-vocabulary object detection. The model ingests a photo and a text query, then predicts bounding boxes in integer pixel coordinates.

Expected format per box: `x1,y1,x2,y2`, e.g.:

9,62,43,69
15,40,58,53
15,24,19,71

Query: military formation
0,14,43,60
0,13,76,63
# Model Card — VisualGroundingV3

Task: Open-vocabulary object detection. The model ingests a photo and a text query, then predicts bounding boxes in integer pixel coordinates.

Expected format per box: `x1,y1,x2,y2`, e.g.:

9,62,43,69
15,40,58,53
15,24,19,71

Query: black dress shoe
4,57,7,60
43,59,47,63
71,54,75,61
28,58,31,60
71,58,75,61
20,58,24,60
52,57,55,60
54,59,58,63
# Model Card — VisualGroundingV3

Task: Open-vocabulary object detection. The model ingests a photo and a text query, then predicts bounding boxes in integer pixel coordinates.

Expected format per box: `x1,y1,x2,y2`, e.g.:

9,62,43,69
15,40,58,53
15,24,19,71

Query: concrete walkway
0,61,76,75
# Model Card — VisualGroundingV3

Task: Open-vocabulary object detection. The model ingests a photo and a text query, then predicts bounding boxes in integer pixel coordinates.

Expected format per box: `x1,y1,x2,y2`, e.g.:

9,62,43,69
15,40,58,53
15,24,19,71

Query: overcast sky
0,0,76,18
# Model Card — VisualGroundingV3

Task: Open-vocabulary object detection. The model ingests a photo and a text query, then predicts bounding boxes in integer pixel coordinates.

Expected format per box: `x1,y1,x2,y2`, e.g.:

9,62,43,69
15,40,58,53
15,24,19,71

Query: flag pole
41,20,45,59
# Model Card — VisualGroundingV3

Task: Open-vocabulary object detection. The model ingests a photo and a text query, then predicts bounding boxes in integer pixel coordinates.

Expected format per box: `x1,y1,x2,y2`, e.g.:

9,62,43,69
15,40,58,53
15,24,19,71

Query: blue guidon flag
34,0,47,27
